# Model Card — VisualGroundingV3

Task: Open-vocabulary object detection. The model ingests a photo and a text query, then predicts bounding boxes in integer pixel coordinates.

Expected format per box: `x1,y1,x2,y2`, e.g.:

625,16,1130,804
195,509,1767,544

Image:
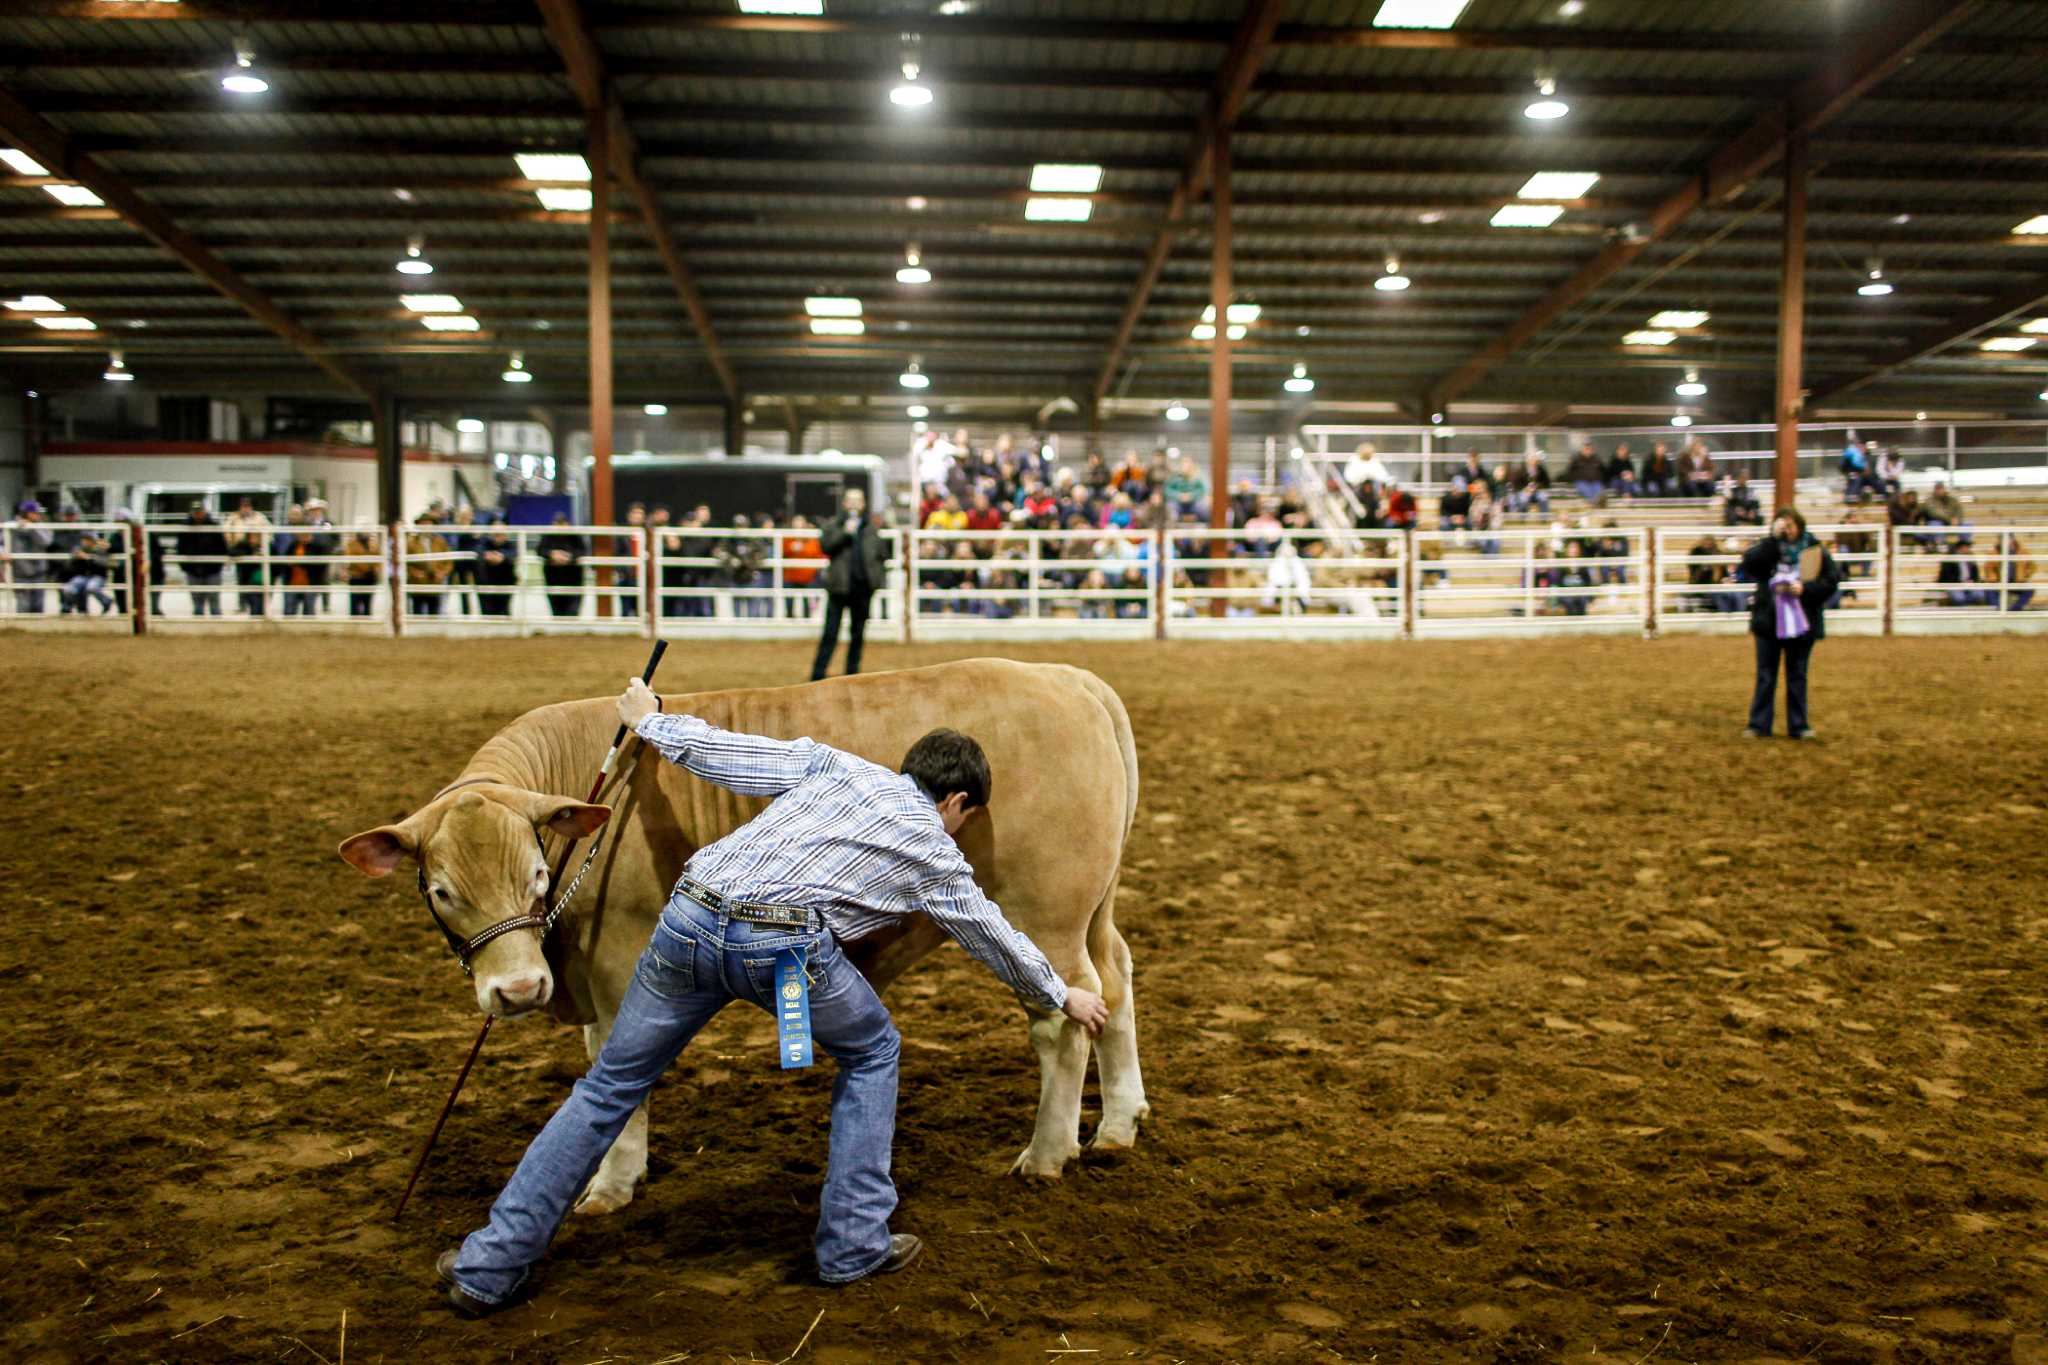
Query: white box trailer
34,441,493,524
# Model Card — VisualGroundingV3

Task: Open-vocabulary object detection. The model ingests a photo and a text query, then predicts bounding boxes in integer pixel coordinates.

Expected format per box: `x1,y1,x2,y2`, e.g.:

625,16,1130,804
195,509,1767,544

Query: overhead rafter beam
1809,273,2048,404
532,0,737,402
19,2,2033,60
1091,0,1288,402
1424,0,1984,413
0,83,377,399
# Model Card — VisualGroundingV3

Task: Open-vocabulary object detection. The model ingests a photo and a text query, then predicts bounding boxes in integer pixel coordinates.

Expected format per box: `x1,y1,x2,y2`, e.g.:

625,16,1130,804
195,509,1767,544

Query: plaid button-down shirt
633,711,1067,1012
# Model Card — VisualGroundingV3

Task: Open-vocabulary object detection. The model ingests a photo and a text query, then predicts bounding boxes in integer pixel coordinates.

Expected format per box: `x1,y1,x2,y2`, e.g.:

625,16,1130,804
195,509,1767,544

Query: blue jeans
451,890,901,1303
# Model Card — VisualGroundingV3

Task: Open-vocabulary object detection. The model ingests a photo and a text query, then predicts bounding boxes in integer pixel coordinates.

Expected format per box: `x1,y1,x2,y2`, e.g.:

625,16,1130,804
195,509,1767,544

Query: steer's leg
1088,922,1150,1151
573,1014,648,1216
1011,1009,1090,1178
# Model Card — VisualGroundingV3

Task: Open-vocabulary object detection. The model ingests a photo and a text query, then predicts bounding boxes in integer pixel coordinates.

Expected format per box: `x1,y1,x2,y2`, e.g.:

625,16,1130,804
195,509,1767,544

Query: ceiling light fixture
502,352,533,383
1371,0,1472,28
0,148,49,176
1648,309,1709,329
33,316,96,330
1675,369,1707,397
1491,203,1564,228
457,418,486,434
1524,76,1569,121
1024,197,1092,222
896,244,930,285
535,187,594,212
1980,336,2036,352
397,236,433,275
737,0,824,12
400,293,462,313
1165,401,1189,422
1029,163,1103,194
421,315,480,331
804,296,862,317
1376,256,1411,291
899,358,931,389
1199,302,1261,325
1671,413,1693,427
513,152,590,182
1284,362,1316,394
1858,258,1892,296
2011,214,2048,236
221,40,269,95
810,318,866,335
905,195,928,212
906,404,929,418
644,403,668,416
103,350,133,383
4,294,63,312
1623,329,1676,346
891,36,933,108
42,184,104,207
1517,171,1600,200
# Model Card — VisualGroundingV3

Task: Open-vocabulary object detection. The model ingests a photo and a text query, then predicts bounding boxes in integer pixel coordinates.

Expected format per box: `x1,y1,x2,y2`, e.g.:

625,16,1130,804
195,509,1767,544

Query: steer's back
531,658,1133,1018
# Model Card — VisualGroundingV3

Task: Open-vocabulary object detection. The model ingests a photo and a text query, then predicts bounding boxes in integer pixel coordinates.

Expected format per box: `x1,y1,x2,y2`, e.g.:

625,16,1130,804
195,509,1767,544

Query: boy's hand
1062,987,1109,1038
618,677,660,730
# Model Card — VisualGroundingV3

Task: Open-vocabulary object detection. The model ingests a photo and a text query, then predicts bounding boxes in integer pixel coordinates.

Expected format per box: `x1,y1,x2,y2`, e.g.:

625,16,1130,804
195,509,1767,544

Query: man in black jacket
811,486,890,681
1739,507,1842,741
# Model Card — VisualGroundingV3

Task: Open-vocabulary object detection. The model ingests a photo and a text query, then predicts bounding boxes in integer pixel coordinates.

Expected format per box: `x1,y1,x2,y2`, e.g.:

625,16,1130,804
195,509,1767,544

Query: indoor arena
4,3,2047,1364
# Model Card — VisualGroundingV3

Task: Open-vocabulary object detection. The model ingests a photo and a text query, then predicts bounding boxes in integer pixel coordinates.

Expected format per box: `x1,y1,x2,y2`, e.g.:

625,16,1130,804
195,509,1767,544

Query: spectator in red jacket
1380,484,1418,530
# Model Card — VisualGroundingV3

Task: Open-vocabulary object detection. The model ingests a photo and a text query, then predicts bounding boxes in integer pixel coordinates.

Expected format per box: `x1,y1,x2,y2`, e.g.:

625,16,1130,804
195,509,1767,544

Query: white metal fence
652,527,903,642
1163,528,1404,638
0,519,134,629
142,523,392,630
1654,524,1887,636
1411,526,1650,636
1891,524,2044,625
396,524,646,637
6,519,2040,640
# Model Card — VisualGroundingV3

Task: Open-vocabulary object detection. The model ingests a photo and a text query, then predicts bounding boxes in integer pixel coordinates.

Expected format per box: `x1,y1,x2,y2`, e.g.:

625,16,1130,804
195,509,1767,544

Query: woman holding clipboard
1740,507,1842,740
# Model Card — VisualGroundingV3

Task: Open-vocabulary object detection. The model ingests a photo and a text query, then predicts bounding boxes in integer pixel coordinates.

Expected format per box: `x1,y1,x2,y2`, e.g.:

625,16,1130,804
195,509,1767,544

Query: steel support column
588,109,614,530
1774,122,1807,513
373,389,402,524
1207,123,1232,620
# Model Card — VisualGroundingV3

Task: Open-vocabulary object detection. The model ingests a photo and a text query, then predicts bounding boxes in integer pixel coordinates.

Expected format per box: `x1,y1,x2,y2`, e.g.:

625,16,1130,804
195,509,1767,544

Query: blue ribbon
774,948,813,1070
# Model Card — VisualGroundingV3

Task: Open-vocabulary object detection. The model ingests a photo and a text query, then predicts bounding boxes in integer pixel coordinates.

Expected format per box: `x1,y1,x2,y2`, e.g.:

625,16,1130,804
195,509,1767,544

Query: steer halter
416,826,610,978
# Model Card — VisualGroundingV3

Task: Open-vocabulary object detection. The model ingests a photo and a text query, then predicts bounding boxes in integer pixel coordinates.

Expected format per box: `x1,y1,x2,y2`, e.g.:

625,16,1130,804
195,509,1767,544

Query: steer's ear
496,790,612,841
338,823,418,877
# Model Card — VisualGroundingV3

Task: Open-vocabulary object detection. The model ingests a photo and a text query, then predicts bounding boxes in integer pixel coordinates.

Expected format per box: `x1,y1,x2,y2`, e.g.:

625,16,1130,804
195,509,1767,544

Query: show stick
391,639,671,1222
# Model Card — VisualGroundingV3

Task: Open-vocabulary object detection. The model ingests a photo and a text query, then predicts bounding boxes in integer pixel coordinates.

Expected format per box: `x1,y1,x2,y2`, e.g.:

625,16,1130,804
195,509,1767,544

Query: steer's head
339,787,610,1017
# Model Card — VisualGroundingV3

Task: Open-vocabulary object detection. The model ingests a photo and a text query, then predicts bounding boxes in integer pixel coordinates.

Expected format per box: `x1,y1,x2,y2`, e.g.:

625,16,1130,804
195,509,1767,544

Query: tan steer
340,658,1145,1208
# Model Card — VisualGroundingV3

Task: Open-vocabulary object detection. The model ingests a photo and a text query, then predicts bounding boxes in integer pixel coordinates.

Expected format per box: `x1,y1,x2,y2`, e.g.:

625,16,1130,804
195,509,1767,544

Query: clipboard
1797,545,1823,583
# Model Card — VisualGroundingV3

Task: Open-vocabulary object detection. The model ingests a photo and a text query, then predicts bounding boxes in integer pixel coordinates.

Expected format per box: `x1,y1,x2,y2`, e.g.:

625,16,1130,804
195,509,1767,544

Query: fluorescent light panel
1491,203,1564,228
2019,318,2048,334
1647,310,1710,329
4,295,64,312
736,0,824,12
34,316,96,330
1372,0,1472,28
1029,163,1103,193
1623,330,1676,346
400,294,463,312
535,187,593,212
809,318,866,335
1979,336,2036,351
421,315,481,331
1024,197,1092,222
1200,303,1262,324
43,184,104,206
514,153,590,181
1516,171,1600,200
2012,214,2048,235
804,296,862,317
0,148,49,176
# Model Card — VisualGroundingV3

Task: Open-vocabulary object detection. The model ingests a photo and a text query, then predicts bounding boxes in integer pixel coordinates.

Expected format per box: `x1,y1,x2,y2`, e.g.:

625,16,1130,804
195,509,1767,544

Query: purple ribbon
1772,563,1808,639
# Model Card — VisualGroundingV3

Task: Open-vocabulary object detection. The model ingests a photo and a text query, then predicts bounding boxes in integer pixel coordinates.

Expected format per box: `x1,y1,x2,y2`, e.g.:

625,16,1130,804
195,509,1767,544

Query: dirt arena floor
4,631,2047,1365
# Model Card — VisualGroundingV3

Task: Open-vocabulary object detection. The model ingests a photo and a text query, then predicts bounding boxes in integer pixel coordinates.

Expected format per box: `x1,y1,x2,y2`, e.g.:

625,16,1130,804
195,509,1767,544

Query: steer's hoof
1089,1123,1139,1152
1009,1146,1075,1179
573,1185,634,1217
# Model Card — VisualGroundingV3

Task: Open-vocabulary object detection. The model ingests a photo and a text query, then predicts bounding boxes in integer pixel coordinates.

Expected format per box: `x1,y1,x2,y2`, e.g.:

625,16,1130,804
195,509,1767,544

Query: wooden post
588,108,615,616
129,517,148,636
1207,122,1232,620
1774,118,1807,514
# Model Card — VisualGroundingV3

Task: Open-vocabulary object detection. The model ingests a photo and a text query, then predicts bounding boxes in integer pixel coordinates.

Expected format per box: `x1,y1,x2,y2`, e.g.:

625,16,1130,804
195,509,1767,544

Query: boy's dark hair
901,729,991,809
